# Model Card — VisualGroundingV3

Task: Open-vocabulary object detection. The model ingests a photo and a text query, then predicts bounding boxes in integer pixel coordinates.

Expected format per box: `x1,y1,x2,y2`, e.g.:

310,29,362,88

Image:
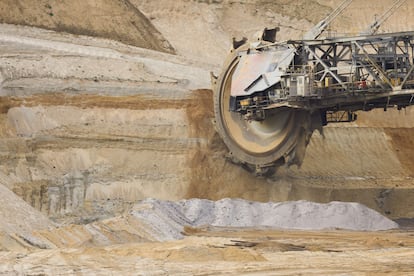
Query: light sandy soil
0,0,414,274
0,0,174,54
1,228,414,275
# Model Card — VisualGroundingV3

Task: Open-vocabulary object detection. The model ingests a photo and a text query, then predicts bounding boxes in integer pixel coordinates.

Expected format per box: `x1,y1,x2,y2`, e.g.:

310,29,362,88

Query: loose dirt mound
131,198,398,239
0,0,174,54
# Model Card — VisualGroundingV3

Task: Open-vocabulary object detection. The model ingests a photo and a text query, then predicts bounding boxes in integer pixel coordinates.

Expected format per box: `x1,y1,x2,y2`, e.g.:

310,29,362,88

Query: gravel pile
130,198,399,241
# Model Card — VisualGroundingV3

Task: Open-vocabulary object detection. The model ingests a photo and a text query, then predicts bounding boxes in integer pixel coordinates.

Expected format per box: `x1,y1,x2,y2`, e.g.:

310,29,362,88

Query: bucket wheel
212,48,312,176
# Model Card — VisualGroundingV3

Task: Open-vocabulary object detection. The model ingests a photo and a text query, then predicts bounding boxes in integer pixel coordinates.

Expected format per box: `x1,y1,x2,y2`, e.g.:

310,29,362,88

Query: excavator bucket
213,0,414,176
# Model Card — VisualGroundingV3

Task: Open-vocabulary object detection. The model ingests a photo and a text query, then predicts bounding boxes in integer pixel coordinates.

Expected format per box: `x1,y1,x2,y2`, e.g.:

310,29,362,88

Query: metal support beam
354,41,394,88
306,46,347,89
400,64,414,88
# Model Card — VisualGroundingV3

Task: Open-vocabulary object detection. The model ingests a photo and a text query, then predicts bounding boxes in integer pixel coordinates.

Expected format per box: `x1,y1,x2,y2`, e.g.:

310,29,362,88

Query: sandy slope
133,0,414,65
0,183,52,234
0,183,53,252
0,0,174,54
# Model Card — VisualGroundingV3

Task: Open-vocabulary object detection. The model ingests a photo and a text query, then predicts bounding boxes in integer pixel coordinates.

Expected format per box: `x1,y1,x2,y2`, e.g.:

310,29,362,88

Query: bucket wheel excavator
212,0,413,176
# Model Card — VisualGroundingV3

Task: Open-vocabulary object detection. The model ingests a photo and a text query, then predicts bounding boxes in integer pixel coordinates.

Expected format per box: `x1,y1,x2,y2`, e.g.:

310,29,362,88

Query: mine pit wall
0,91,211,220
0,91,413,221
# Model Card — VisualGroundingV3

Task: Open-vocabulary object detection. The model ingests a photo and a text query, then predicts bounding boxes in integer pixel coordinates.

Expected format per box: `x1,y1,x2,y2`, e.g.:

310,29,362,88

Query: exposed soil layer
1,91,413,220
0,0,174,54
384,128,414,177
0,91,210,114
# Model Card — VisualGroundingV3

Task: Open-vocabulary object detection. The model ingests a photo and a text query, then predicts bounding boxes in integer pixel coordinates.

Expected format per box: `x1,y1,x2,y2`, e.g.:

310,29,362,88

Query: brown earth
385,128,414,177
0,0,174,54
